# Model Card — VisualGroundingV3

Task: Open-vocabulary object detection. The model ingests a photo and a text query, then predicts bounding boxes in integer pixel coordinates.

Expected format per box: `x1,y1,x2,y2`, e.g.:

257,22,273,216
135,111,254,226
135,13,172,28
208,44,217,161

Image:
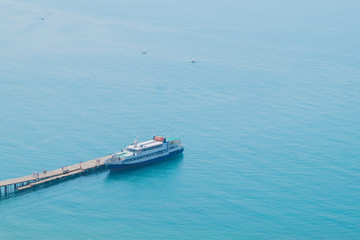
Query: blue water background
1,0,360,239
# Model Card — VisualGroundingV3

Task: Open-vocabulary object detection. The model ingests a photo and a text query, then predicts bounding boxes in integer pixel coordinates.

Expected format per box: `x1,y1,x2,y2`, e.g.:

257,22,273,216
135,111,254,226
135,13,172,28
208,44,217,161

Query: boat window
142,144,163,152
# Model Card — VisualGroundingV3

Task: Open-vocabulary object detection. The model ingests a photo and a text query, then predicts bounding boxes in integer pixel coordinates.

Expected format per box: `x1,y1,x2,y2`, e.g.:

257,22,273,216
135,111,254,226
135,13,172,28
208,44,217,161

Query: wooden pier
0,154,111,196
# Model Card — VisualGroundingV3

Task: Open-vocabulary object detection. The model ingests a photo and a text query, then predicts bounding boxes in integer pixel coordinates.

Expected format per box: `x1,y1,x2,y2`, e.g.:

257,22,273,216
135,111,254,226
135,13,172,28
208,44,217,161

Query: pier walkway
0,154,111,196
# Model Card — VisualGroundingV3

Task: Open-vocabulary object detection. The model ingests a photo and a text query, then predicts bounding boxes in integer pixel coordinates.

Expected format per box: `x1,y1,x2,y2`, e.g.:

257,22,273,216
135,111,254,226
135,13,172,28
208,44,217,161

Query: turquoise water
1,0,360,239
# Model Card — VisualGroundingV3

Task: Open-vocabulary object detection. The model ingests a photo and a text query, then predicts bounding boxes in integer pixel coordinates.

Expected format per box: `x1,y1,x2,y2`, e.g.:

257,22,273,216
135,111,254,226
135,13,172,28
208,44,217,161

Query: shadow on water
105,153,184,181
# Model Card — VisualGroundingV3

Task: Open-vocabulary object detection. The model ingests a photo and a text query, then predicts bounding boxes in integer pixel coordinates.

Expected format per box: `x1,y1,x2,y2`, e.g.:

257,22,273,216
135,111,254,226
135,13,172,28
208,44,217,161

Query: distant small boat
142,50,147,54
191,59,196,63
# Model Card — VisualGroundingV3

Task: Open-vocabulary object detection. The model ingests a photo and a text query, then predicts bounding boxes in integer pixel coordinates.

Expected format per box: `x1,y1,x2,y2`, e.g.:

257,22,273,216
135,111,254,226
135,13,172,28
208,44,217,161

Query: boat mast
133,136,139,148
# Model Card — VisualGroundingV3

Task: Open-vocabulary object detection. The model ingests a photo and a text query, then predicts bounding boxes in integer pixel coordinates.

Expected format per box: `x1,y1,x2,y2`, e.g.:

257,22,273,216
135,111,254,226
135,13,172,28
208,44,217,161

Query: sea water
0,0,360,239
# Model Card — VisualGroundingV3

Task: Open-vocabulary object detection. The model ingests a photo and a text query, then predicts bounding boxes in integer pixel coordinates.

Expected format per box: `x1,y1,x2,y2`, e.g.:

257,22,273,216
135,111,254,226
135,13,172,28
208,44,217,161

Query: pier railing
0,155,111,197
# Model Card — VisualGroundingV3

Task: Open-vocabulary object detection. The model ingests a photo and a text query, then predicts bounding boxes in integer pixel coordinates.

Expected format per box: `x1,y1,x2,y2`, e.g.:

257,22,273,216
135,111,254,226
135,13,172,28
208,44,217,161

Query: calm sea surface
1,0,360,239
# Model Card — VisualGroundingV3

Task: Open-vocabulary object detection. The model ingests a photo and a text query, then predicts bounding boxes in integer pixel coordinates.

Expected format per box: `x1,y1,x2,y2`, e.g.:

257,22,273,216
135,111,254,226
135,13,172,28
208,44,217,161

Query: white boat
105,136,184,171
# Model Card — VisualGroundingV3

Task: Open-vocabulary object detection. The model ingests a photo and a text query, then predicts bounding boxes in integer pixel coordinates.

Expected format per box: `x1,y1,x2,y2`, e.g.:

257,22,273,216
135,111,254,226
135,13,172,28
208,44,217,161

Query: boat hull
106,148,184,171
